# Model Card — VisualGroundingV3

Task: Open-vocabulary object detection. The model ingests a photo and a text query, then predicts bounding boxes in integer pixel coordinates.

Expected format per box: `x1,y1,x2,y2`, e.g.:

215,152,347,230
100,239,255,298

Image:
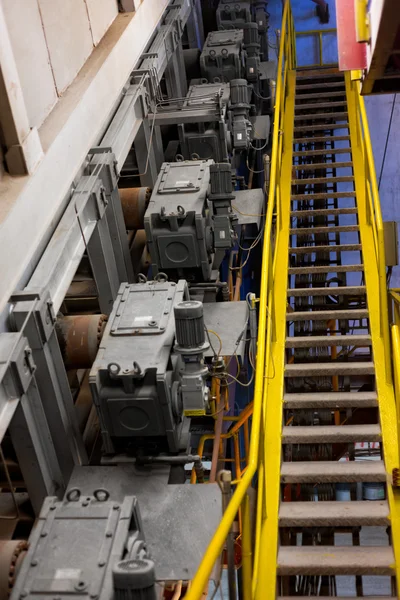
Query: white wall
1,0,119,129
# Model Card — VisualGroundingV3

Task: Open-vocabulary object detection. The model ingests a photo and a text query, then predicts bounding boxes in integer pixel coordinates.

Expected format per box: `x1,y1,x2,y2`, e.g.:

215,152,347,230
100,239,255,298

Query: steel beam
0,0,195,516
0,0,170,316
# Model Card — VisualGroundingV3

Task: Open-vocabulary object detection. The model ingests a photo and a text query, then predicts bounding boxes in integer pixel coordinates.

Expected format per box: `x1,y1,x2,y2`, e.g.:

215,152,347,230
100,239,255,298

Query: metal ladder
273,68,396,598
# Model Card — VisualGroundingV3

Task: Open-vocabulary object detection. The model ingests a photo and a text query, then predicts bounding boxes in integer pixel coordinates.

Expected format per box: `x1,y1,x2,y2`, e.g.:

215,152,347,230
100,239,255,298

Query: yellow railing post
241,492,252,600
295,28,337,69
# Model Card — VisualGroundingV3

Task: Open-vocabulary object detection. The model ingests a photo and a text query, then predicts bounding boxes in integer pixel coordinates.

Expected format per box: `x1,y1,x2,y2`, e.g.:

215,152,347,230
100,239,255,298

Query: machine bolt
149,320,157,327
98,560,106,567
20,591,28,598
113,504,119,510
106,532,112,538
30,560,38,567
40,532,47,537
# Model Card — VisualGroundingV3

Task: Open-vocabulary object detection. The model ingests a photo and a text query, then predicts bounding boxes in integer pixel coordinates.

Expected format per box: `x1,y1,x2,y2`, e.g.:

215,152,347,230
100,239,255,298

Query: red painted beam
336,0,367,70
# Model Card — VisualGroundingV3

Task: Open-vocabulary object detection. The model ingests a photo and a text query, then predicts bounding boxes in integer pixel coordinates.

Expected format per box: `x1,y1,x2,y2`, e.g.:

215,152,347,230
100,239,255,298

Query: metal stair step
279,500,389,527
288,264,364,274
292,191,355,200
293,147,351,157
295,101,347,111
295,123,349,133
290,224,359,235
288,285,366,297
293,161,353,170
292,175,354,185
277,546,394,576
285,361,375,377
281,460,386,483
295,91,347,100
291,208,357,217
286,308,368,320
295,111,348,121
295,81,346,91
279,597,391,600
286,334,371,348
294,134,351,144
289,243,361,254
282,424,381,444
297,73,345,82
283,391,378,408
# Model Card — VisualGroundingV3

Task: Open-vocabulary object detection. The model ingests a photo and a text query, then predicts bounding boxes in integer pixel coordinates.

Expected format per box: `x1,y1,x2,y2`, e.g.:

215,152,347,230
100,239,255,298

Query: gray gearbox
144,160,214,282
89,280,210,454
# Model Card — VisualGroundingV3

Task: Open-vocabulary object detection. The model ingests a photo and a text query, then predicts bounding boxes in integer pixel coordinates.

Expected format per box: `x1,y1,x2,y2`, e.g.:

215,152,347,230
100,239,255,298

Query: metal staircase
274,68,396,598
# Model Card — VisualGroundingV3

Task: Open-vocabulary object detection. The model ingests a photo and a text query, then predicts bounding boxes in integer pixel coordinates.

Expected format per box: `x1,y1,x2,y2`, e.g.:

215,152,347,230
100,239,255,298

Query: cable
206,329,223,356
378,93,396,191
252,88,272,102
246,157,265,174
229,225,264,271
231,204,265,218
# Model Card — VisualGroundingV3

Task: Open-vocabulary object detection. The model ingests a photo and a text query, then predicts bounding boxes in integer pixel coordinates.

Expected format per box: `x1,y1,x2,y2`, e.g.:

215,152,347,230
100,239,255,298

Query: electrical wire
206,329,223,356
229,225,264,271
378,93,397,191
246,157,265,174
231,204,265,218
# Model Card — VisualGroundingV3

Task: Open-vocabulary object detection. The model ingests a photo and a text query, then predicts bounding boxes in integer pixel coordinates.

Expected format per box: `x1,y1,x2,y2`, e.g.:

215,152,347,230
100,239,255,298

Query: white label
134,316,153,326
219,231,226,239
259,20,263,25
250,67,254,73
237,133,243,140
175,180,190,186
55,569,81,580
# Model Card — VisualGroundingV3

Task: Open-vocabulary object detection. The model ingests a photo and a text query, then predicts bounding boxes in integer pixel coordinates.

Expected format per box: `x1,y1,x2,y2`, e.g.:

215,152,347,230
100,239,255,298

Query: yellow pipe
233,434,241,480
391,323,400,468
191,402,254,483
243,419,250,463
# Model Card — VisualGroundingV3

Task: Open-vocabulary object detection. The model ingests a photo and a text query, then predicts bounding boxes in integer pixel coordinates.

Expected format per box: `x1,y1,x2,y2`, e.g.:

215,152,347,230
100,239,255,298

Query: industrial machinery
89,279,212,455
144,160,265,284
155,78,266,163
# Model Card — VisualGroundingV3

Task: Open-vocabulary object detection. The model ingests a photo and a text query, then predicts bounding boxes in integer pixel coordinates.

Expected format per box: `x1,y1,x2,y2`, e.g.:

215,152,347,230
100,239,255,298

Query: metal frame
0,0,198,514
295,28,337,68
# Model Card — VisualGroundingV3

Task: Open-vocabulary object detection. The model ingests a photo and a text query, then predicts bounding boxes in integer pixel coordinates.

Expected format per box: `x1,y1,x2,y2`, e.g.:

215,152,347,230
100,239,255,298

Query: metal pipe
119,186,150,229
56,314,107,369
209,377,223,483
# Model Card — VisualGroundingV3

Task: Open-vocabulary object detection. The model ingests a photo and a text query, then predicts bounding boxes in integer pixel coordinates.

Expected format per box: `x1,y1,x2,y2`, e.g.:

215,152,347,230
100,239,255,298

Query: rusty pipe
119,187,151,230
0,541,28,600
130,229,147,272
56,314,107,369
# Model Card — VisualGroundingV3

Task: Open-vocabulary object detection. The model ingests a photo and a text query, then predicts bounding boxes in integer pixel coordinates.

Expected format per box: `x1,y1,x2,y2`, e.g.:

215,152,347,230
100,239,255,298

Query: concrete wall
2,0,119,129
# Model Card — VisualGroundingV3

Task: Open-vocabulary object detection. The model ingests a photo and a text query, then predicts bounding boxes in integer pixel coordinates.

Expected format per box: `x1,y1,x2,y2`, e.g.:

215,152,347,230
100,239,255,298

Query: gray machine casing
216,0,252,30
9,494,147,600
200,30,244,83
144,161,214,282
89,280,189,454
178,83,230,162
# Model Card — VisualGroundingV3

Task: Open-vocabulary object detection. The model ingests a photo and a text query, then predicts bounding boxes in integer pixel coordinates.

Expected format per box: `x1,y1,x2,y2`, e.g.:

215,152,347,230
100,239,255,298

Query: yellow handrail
346,74,391,381
185,2,296,599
